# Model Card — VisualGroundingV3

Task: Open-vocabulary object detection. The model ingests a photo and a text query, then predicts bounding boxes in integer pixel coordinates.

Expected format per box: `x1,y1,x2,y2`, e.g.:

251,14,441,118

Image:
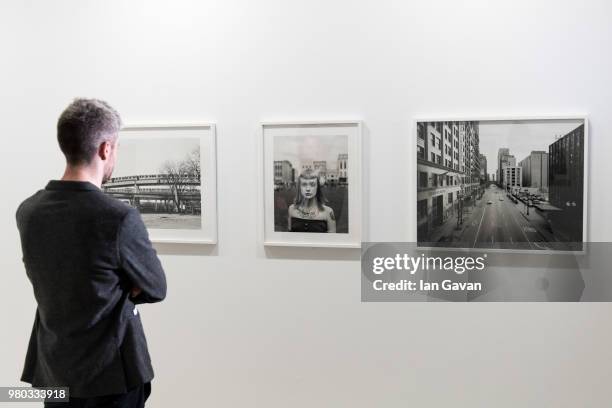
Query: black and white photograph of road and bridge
416,119,585,251
103,137,202,230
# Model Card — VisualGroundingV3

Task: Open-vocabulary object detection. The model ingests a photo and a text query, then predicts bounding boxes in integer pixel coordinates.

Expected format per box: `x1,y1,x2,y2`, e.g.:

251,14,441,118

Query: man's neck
61,166,102,188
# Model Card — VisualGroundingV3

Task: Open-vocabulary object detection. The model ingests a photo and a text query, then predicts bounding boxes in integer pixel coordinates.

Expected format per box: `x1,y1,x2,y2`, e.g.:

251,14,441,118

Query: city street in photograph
416,118,586,251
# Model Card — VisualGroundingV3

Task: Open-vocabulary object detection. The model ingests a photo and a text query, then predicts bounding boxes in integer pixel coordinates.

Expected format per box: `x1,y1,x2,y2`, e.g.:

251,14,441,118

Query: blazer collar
46,180,101,192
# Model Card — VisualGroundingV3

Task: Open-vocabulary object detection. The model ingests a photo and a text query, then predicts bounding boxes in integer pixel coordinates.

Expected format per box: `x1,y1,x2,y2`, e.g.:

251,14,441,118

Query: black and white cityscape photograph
103,136,202,230
416,118,586,251
273,134,349,233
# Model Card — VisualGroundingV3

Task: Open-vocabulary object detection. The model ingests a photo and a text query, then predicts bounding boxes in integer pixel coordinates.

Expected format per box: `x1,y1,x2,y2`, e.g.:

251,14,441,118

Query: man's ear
98,141,111,160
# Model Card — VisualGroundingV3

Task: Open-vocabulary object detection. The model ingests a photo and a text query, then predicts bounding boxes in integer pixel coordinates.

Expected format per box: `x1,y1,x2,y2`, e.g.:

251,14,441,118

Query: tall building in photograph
416,121,479,241
499,153,516,186
337,153,348,183
505,155,516,170
497,148,509,186
503,166,522,191
548,124,584,242
519,151,549,192
460,122,480,197
479,154,487,182
274,160,294,186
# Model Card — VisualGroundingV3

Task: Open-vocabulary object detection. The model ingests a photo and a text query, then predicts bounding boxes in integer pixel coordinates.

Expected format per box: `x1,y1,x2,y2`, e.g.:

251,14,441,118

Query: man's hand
130,287,142,298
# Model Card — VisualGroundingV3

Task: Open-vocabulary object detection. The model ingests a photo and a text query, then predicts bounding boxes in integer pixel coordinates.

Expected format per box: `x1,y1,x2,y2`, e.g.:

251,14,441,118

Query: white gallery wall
1,0,612,406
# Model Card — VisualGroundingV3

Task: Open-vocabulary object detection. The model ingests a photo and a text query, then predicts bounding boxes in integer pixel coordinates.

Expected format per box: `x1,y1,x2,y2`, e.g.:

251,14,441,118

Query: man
15,98,167,407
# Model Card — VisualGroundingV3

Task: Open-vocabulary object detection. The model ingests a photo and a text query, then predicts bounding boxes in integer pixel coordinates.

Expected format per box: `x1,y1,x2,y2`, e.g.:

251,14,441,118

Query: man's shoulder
86,191,138,223
16,189,45,220
16,187,135,224
91,190,133,211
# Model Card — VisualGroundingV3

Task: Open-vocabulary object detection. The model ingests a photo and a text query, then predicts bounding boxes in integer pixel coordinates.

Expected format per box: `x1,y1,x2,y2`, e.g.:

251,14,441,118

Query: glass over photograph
416,118,586,251
103,137,202,230
273,134,349,233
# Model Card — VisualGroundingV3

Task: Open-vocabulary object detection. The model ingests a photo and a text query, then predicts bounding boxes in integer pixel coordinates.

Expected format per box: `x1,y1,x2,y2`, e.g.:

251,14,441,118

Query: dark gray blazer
15,180,167,398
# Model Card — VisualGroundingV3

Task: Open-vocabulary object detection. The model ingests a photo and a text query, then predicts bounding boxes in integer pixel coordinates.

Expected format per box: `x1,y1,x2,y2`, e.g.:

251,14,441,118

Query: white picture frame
104,123,218,244
413,115,588,254
260,120,362,248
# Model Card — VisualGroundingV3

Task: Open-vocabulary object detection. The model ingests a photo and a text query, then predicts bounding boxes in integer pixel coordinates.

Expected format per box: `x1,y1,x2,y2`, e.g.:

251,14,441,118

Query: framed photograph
103,124,217,244
260,121,362,248
415,116,587,252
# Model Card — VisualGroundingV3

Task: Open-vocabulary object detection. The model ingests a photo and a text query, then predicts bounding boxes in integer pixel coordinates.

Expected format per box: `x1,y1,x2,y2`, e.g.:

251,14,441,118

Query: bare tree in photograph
160,159,191,214
185,146,201,181
159,146,202,215
183,146,202,215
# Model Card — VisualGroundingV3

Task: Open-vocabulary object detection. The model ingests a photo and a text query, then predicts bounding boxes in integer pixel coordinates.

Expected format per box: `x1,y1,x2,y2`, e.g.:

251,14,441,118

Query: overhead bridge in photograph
102,174,200,188
102,174,201,213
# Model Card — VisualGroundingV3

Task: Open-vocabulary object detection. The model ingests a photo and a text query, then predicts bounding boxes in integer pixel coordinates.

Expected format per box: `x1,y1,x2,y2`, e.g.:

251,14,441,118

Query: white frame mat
113,123,218,244
260,120,362,248
413,115,588,254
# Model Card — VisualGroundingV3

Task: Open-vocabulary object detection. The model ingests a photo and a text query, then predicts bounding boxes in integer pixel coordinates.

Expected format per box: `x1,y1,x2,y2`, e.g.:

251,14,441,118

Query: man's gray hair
57,98,122,165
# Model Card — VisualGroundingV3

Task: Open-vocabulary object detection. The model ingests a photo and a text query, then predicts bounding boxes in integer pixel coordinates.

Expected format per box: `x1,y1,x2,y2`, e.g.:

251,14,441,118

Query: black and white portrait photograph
273,134,349,234
416,118,587,251
103,125,218,244
262,121,362,248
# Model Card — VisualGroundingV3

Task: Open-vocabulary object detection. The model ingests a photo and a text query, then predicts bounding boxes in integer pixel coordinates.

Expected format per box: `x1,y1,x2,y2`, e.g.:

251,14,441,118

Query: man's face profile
102,136,119,184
